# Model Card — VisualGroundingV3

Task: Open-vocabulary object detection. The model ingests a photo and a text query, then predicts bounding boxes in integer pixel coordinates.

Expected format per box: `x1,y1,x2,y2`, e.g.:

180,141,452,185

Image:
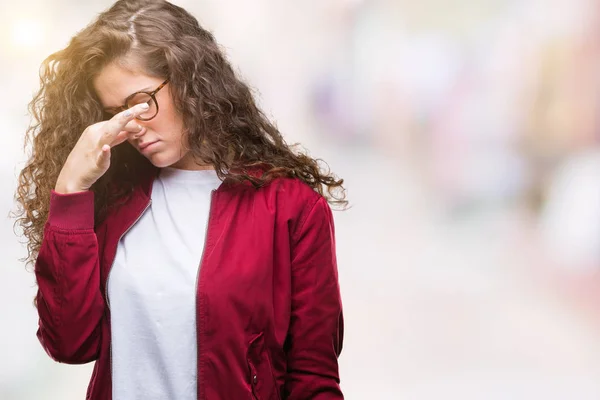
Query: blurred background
2,0,600,399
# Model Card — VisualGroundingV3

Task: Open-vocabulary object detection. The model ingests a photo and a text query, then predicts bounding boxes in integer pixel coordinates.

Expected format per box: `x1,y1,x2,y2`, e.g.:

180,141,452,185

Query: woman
13,1,346,399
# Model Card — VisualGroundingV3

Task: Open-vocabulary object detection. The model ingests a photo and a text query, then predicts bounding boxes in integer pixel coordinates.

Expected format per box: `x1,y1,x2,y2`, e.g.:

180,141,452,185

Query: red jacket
35,167,344,400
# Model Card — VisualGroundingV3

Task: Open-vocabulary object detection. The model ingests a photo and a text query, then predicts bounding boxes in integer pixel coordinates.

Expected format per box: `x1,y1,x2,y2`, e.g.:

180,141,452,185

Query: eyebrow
103,85,155,110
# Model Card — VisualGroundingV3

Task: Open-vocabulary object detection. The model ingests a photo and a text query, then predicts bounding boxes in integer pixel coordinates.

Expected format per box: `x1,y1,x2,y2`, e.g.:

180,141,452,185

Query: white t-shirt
108,167,221,400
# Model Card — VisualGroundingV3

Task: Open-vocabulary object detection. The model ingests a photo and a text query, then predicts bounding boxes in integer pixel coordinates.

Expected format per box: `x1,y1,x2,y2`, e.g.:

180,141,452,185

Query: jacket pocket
247,332,281,400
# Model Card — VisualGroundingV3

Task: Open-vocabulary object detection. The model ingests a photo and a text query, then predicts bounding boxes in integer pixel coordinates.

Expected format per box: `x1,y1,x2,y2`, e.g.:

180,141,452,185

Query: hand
54,103,150,194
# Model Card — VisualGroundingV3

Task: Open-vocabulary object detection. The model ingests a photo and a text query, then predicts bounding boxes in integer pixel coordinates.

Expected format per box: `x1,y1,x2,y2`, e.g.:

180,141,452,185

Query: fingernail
124,110,132,117
140,103,150,109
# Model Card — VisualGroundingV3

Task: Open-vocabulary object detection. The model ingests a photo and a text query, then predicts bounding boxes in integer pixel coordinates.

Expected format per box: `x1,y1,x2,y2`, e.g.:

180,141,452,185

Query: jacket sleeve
34,189,105,364
285,197,344,399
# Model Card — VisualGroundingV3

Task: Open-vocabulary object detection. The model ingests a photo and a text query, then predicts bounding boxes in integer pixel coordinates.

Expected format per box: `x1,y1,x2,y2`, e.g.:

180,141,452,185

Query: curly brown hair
13,0,347,269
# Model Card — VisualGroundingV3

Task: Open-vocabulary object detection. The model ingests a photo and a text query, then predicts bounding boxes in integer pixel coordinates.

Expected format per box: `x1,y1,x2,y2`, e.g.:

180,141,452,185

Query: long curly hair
13,0,347,269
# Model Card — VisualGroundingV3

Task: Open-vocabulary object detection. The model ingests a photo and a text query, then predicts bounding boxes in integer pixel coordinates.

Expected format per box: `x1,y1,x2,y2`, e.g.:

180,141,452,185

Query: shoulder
224,175,322,206
271,177,326,226
267,178,334,243
271,176,321,203
222,175,328,231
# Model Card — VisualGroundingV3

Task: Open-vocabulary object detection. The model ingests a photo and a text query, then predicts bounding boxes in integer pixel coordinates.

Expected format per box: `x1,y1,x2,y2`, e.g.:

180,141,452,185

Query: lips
138,141,158,150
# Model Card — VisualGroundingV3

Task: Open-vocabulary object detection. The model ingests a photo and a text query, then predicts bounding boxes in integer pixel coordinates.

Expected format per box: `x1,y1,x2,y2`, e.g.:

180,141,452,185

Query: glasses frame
104,79,169,121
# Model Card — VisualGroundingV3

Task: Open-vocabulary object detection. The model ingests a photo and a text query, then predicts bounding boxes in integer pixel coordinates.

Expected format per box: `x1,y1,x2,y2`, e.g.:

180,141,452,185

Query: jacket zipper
196,189,215,400
103,184,216,398
104,198,152,393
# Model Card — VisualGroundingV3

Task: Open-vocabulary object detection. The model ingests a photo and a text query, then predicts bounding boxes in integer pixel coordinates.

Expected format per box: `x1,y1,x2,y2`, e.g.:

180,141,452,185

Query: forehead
93,63,162,108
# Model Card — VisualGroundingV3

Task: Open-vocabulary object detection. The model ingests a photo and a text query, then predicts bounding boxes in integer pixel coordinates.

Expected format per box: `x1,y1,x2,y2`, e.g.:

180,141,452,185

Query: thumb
97,144,111,169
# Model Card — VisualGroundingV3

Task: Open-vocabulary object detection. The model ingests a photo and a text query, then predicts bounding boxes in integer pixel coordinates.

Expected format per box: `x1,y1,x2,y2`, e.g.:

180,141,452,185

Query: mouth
139,141,159,151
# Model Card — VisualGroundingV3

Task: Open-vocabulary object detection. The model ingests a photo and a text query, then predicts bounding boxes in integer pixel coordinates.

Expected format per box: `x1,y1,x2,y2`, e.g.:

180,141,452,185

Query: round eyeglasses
104,79,169,121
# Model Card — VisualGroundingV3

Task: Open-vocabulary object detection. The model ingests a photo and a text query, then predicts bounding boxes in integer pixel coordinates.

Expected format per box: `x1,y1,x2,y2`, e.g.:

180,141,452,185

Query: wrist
55,180,88,194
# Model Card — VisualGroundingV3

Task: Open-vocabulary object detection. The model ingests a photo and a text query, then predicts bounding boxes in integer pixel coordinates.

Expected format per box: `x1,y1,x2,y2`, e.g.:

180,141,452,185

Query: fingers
96,144,111,170
119,102,150,122
107,120,144,147
111,126,147,147
102,103,150,143
122,120,144,133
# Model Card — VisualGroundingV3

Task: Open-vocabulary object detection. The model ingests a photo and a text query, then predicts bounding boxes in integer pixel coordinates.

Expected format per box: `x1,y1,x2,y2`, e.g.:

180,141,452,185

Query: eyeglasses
104,79,169,121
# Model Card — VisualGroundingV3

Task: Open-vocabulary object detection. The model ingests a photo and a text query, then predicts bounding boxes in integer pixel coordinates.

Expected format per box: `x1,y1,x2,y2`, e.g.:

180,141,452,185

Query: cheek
159,114,186,139
139,100,184,141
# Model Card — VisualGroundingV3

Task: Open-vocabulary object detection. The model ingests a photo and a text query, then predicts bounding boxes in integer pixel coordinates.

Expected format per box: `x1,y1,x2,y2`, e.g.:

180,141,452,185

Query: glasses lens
127,93,157,120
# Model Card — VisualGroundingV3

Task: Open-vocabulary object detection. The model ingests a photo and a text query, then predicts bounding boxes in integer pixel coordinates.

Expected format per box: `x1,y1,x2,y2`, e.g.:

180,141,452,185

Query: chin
146,154,179,169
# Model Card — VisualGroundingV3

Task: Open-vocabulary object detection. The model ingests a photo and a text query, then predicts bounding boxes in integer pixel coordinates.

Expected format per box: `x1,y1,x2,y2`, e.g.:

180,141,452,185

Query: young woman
14,1,346,399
